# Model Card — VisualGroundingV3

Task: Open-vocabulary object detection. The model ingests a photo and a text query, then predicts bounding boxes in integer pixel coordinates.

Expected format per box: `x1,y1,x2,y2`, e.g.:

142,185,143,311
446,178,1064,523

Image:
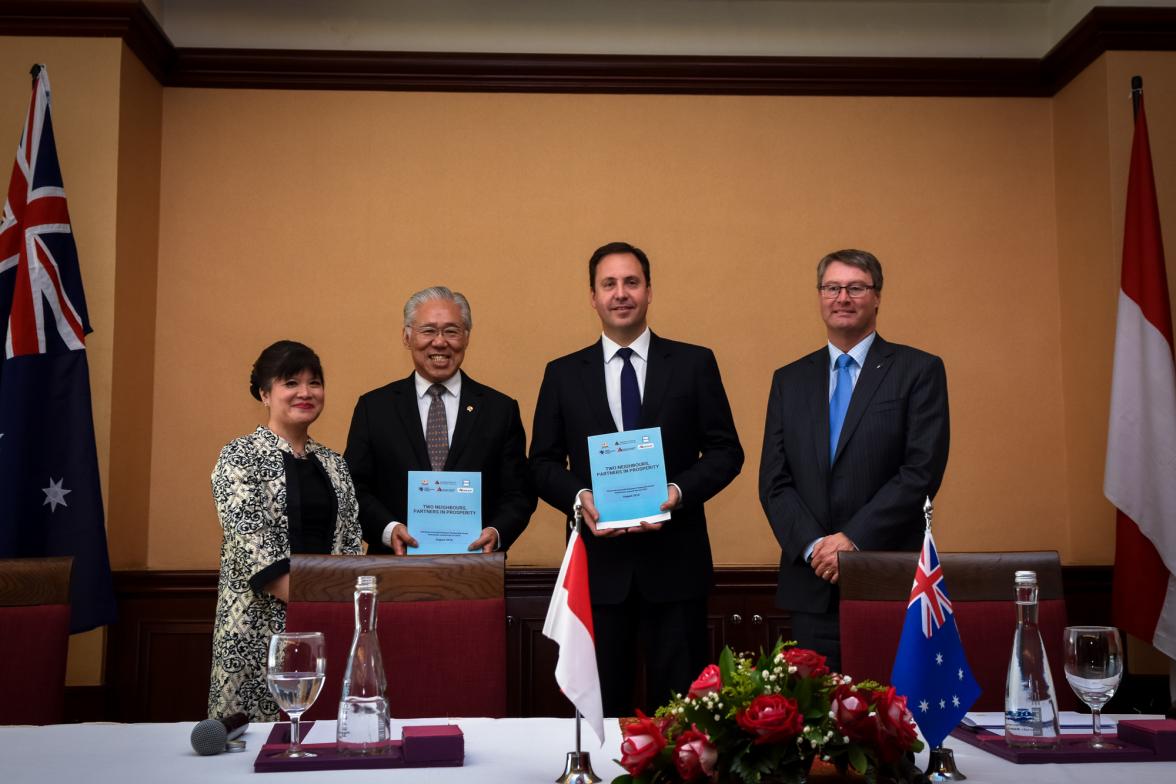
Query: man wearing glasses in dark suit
759,249,950,671
345,286,536,555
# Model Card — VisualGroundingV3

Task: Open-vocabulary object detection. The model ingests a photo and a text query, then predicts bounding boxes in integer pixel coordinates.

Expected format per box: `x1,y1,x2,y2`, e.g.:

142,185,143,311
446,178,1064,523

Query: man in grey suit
759,249,949,670
345,286,536,554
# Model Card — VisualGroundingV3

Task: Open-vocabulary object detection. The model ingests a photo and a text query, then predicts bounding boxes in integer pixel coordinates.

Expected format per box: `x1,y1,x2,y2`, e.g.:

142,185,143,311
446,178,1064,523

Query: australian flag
890,529,980,748
0,66,116,632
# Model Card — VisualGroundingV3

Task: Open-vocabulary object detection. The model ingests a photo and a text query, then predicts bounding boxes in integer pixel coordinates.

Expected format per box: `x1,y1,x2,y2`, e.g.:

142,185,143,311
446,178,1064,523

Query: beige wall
107,45,163,571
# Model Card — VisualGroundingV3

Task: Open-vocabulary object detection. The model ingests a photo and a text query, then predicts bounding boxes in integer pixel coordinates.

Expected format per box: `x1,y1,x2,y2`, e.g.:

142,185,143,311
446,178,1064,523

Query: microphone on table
191,712,250,755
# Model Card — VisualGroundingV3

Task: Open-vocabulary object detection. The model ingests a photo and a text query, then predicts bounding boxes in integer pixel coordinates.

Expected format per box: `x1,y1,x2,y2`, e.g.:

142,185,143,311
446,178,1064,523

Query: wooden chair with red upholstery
286,552,506,720
838,550,1074,711
0,556,73,725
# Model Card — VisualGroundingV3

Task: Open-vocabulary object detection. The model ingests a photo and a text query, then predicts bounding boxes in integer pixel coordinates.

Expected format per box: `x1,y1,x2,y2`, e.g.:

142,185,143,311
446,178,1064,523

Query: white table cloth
1,715,1173,783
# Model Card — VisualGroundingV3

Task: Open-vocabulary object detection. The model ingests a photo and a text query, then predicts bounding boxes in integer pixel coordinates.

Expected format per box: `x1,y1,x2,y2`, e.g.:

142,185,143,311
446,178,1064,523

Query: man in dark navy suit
530,242,744,715
759,249,949,670
345,286,536,554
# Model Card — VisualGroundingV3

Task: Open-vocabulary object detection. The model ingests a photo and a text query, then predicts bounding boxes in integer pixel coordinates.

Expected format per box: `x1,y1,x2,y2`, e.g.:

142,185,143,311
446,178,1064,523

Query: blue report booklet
406,471,482,554
587,427,671,529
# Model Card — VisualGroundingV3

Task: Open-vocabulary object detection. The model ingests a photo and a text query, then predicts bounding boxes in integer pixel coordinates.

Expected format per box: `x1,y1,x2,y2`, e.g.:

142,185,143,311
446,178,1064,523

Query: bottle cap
1014,570,1037,585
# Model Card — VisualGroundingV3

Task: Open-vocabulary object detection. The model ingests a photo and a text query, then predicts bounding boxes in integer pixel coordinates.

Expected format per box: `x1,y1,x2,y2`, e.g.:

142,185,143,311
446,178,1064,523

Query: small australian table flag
890,528,981,748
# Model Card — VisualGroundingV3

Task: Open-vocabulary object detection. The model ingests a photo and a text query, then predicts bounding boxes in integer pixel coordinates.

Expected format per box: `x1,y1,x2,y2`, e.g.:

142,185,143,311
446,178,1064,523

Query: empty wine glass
267,631,326,758
1063,626,1123,749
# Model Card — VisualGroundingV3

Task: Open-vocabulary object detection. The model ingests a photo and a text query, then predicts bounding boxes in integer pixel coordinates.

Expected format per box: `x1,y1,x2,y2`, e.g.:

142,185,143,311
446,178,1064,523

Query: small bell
555,751,601,784
925,745,967,781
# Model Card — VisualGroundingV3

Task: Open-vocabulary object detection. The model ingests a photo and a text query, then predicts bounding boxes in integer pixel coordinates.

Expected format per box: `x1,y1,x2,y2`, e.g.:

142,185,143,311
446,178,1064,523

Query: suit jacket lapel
639,332,670,428
446,373,482,467
806,349,832,472
579,340,618,434
832,335,895,464
392,374,431,468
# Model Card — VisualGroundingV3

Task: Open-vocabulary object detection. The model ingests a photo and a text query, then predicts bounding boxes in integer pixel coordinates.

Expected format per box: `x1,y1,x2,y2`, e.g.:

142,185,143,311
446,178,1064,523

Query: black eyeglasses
817,284,876,299
411,324,466,341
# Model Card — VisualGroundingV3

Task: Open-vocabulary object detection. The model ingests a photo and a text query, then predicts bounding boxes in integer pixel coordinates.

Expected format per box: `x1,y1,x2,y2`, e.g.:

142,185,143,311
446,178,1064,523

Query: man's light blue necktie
829,353,855,459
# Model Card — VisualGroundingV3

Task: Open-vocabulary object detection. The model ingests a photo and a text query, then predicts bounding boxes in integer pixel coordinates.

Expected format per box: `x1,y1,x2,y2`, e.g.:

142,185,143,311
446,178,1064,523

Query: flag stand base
925,746,966,780
555,751,601,784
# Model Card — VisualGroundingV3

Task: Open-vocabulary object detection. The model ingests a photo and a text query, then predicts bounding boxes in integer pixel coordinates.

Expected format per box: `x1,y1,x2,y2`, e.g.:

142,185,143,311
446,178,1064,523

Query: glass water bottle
1004,570,1060,747
336,575,391,754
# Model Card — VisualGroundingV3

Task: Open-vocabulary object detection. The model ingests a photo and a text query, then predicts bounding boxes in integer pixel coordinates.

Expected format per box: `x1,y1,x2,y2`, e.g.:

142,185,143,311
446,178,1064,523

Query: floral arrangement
615,640,924,784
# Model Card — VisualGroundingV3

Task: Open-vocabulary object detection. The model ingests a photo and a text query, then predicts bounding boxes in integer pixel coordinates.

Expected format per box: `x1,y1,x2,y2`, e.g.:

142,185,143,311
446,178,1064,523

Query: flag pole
920,495,969,782
555,510,601,784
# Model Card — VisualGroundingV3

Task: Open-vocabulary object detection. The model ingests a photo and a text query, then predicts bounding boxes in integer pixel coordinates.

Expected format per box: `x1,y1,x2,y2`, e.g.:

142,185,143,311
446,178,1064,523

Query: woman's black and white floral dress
207,426,361,720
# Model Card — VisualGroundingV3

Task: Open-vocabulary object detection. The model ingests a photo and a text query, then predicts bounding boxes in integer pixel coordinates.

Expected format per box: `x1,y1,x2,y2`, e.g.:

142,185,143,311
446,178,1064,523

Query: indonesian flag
542,527,605,745
1105,92,1176,660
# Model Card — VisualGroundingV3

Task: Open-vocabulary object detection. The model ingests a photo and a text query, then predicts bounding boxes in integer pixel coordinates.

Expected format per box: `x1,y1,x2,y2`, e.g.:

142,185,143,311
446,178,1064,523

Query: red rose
673,725,718,781
873,687,919,762
736,694,804,744
780,648,829,679
688,664,723,699
619,711,669,776
830,683,876,745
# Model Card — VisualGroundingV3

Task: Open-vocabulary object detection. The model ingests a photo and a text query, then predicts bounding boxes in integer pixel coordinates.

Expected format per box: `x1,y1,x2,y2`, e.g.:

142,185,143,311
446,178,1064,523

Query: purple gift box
403,724,464,764
254,721,464,773
950,726,1159,764
1117,719,1176,759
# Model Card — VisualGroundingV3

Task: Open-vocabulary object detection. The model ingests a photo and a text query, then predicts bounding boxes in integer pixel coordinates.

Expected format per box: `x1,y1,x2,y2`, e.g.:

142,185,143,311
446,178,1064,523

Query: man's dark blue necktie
829,353,855,459
617,347,640,431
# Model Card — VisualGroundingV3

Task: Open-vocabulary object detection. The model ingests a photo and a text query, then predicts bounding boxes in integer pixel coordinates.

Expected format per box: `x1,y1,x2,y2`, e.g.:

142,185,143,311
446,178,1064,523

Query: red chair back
839,550,1074,712
286,553,506,720
0,557,73,725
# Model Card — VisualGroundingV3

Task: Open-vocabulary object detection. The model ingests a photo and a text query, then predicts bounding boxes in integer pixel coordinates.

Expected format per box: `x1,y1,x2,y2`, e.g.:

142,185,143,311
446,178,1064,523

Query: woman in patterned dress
207,340,362,721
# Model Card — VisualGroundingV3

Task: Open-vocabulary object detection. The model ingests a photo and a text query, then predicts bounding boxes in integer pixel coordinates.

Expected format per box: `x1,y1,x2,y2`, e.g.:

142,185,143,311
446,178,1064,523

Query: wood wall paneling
91,565,1119,723
2,3,1175,96
104,570,216,722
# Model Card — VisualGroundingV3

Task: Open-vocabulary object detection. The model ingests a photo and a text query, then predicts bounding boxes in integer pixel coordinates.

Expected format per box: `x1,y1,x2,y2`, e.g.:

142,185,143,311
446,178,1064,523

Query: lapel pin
466,405,474,413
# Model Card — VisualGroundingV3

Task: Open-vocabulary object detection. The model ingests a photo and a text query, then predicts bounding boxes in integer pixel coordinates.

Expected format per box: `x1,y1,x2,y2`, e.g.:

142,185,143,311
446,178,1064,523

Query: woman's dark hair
249,340,323,401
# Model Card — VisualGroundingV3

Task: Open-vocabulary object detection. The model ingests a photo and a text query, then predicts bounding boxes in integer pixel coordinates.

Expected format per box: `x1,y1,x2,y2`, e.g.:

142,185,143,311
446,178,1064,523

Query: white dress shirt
601,328,651,432
414,370,461,444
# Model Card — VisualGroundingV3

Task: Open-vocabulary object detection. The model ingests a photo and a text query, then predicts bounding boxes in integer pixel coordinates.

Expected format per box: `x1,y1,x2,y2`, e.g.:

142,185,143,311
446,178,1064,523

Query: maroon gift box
950,725,1164,764
1117,719,1176,759
254,721,464,773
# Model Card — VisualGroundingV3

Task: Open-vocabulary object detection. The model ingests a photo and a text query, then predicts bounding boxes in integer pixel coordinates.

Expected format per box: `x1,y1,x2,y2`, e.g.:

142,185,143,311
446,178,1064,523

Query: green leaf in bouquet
719,645,737,685
847,744,869,775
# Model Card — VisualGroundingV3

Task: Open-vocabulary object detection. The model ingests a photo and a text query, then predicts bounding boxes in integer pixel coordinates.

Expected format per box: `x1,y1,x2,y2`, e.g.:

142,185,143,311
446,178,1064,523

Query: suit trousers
592,591,708,717
790,609,842,673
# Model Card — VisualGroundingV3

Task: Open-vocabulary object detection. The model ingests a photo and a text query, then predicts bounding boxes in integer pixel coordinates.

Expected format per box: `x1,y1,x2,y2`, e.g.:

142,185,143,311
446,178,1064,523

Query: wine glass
266,631,326,758
1063,626,1123,749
